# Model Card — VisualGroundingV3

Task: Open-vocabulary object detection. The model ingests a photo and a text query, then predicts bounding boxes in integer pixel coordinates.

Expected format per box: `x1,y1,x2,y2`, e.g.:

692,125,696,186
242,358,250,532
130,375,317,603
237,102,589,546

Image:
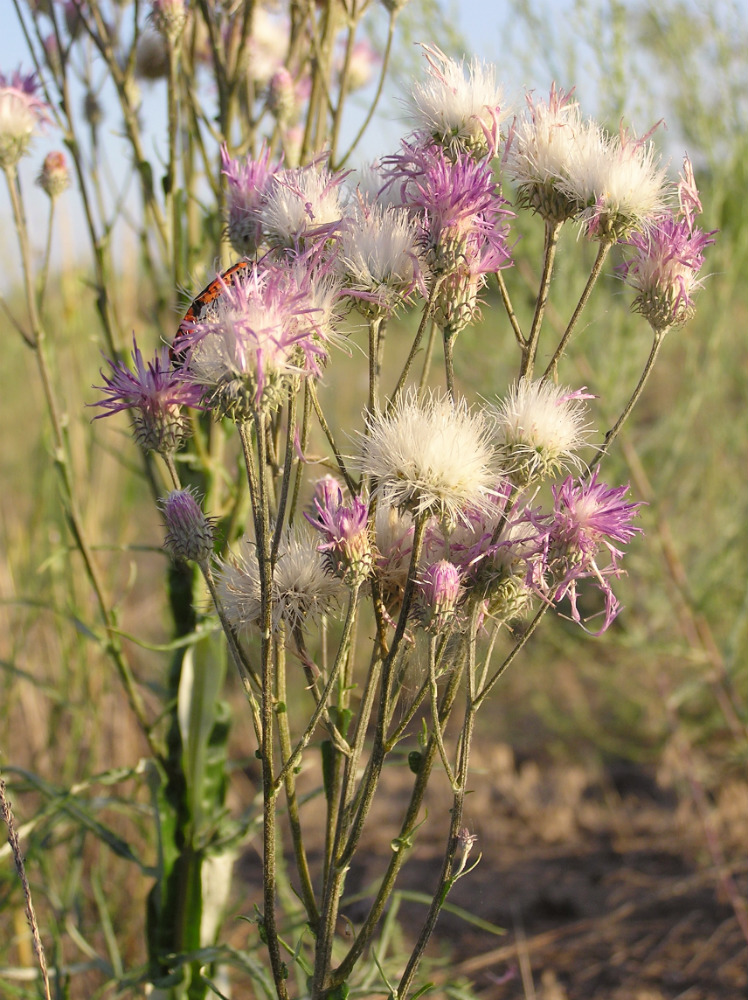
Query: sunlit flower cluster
88,42,717,644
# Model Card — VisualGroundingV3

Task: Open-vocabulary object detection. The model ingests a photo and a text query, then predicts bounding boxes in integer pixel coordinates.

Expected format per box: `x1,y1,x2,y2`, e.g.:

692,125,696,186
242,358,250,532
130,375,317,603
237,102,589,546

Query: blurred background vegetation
1,0,746,996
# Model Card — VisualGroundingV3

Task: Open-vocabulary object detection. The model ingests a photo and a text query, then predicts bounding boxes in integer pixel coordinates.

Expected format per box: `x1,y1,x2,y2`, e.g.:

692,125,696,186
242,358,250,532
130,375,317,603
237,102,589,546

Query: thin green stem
274,586,360,788
275,631,320,928
475,603,548,709
417,318,438,397
330,655,466,988
495,269,525,349
428,635,456,788
202,563,262,744
597,329,667,462
389,277,443,409
272,388,298,563
254,410,289,1000
443,330,457,404
520,220,562,379
543,240,612,379
397,696,477,1000
308,380,357,494
312,513,428,998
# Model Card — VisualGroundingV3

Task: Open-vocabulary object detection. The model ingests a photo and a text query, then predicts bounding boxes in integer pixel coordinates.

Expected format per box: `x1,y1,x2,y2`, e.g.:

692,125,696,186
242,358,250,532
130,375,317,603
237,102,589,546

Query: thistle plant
2,4,718,999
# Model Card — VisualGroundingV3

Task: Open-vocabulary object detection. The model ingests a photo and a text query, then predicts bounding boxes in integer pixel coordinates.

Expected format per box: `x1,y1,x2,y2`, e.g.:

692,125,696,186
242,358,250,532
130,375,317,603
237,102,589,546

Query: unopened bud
160,489,215,565
37,151,70,199
416,559,462,630
267,67,297,126
135,30,169,80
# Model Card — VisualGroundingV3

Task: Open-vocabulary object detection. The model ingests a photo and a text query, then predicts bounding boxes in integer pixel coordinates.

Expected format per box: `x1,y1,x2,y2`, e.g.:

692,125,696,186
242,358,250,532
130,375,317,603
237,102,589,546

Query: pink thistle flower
384,141,513,280
179,260,332,417
618,156,716,332
677,154,703,232
305,477,373,586
91,336,203,454
0,68,52,169
221,142,282,257
531,469,643,634
618,216,716,332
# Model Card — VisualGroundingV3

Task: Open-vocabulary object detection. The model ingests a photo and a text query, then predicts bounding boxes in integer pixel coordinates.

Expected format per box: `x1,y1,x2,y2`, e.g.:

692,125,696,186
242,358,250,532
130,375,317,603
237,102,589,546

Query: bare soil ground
237,742,748,1000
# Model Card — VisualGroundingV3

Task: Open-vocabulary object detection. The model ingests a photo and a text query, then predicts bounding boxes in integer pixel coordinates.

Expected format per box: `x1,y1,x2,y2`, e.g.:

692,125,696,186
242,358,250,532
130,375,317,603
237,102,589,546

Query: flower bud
160,489,215,565
37,151,70,199
416,559,462,630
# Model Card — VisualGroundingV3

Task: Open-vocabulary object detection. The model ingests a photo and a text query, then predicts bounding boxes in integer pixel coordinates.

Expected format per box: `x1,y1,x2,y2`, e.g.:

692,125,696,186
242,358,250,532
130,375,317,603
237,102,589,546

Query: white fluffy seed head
215,532,343,635
273,531,344,631
338,201,424,316
261,165,343,247
361,389,498,522
215,537,262,632
560,127,669,238
406,45,509,158
493,378,593,486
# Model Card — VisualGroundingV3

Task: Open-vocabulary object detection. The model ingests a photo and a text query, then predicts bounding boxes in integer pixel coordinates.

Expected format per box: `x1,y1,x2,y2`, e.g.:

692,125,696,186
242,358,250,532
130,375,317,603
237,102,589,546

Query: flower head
180,261,331,417
385,142,513,278
360,390,498,523
305,477,373,586
160,489,215,565
221,142,281,257
37,150,70,199
343,40,379,92
618,156,716,332
505,84,584,223
260,160,347,251
531,469,643,633
215,531,342,635
91,336,203,453
150,0,188,41
374,503,416,613
338,198,425,317
493,378,594,486
559,122,669,240
273,531,345,631
0,69,51,169
415,559,463,631
247,8,288,88
135,30,169,80
267,66,299,127
406,45,508,159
